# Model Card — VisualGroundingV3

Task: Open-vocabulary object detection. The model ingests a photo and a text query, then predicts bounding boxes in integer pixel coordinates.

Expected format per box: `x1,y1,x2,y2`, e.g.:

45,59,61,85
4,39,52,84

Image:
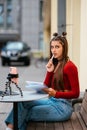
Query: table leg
13,102,18,130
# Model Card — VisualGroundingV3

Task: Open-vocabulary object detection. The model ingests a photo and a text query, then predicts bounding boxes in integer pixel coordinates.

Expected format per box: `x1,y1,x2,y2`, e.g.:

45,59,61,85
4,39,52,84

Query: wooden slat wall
80,92,87,127
71,112,83,130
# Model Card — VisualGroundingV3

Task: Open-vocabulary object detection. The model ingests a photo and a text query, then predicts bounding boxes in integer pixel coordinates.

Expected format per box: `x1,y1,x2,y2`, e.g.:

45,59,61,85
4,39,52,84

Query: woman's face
51,40,63,60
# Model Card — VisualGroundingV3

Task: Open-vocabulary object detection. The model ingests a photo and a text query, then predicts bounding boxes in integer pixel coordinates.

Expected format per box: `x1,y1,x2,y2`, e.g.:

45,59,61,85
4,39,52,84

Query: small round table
0,91,48,130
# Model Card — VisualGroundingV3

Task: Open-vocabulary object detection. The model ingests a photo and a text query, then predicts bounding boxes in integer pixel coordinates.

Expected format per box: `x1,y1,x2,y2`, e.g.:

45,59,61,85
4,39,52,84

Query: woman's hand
46,56,54,72
43,88,56,97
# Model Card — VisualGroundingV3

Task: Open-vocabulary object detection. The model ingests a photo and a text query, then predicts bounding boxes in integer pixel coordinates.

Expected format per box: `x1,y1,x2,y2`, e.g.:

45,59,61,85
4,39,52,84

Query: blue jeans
5,97,73,130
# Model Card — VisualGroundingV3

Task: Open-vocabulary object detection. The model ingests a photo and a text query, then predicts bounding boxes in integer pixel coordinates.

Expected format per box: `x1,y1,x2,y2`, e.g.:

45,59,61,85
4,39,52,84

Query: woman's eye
51,45,59,49
55,45,59,48
51,46,54,49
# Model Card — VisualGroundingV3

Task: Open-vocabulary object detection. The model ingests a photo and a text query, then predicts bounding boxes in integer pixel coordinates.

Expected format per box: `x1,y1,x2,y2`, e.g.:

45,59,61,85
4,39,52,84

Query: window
39,32,44,50
0,4,4,26
58,0,66,34
7,13,12,26
6,0,12,27
39,0,43,21
7,0,12,5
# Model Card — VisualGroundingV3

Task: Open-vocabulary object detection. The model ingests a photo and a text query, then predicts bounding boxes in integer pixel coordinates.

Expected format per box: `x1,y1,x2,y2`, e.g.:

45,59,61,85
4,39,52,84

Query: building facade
50,0,87,91
0,0,21,47
0,0,44,51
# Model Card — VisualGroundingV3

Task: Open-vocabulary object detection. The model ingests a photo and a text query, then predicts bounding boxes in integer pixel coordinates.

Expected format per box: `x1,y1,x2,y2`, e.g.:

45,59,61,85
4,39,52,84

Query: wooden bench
27,90,87,130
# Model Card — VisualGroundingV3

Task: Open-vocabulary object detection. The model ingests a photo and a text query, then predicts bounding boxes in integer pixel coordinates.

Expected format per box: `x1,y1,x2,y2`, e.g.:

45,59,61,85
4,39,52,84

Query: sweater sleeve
43,71,54,88
55,62,80,99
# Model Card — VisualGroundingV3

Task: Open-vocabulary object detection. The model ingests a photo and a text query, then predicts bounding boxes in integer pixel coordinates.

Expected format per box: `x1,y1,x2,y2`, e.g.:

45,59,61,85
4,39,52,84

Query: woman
5,32,80,130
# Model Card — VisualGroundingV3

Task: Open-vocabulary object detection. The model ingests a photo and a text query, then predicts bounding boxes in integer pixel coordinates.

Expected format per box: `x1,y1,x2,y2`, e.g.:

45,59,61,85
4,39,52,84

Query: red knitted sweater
44,61,80,99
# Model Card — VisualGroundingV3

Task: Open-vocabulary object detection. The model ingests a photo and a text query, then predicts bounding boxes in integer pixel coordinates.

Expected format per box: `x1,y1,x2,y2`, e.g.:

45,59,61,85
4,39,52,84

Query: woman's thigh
27,103,72,121
23,98,50,109
28,105,59,121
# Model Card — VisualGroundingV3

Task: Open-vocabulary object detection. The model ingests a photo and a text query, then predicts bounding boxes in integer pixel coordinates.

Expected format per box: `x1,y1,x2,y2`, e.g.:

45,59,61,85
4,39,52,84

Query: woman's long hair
50,32,69,91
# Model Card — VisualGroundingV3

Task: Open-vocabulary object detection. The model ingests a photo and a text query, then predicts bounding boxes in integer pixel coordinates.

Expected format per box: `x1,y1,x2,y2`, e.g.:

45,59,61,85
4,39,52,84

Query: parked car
1,41,31,66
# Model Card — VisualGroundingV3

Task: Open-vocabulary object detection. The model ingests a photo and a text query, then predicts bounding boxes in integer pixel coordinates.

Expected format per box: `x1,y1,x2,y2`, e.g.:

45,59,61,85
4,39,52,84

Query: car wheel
25,59,30,66
1,59,6,66
7,61,11,66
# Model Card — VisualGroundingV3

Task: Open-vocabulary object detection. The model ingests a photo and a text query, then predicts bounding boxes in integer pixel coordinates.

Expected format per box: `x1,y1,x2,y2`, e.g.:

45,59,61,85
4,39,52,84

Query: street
0,58,47,92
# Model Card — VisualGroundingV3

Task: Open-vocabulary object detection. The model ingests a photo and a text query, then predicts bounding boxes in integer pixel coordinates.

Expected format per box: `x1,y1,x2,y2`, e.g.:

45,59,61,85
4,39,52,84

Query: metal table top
0,91,48,103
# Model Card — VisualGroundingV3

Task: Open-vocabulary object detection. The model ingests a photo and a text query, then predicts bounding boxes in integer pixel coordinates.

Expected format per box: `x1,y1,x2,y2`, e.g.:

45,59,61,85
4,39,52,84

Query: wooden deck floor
0,103,77,130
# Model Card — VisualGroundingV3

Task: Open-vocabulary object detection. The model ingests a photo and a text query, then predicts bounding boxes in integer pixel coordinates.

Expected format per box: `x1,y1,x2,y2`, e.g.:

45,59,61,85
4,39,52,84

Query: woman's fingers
46,55,54,72
46,55,54,68
50,55,54,61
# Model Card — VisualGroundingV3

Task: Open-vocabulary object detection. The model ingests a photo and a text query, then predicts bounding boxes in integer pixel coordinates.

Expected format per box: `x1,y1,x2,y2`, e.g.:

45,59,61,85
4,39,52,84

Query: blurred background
0,0,87,91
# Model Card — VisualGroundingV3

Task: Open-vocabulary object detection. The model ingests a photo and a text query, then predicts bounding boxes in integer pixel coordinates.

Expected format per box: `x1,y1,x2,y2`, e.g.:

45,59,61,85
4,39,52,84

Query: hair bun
53,32,58,37
62,32,67,37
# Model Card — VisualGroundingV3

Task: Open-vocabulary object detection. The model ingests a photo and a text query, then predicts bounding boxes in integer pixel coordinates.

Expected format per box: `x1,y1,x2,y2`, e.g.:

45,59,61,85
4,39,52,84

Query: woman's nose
52,47,56,52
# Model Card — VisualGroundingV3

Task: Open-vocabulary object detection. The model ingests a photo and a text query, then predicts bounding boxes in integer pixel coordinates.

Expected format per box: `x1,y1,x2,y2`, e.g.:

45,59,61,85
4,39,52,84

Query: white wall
80,0,87,91
51,0,58,36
